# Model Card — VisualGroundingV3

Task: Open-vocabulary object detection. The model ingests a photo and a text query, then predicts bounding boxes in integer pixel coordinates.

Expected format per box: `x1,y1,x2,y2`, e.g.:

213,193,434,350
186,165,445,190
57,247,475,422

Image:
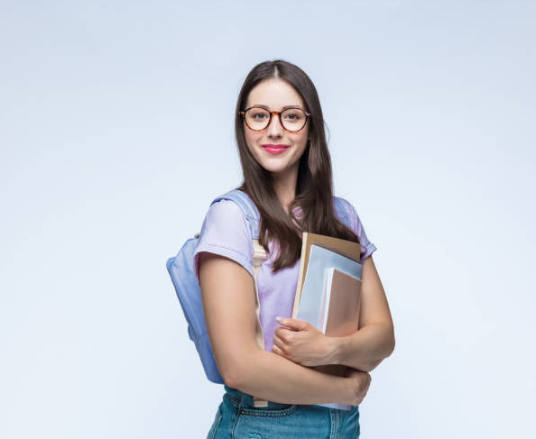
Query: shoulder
200,198,252,241
194,198,254,282
334,196,359,233
334,196,356,214
335,195,377,260
205,198,248,223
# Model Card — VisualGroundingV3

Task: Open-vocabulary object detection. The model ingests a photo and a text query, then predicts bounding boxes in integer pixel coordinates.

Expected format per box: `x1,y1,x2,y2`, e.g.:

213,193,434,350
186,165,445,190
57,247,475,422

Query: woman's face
243,79,309,179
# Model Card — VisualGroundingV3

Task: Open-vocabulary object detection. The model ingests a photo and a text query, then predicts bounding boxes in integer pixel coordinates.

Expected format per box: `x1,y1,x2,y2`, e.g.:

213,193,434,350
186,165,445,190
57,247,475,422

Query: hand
271,317,335,367
344,367,372,406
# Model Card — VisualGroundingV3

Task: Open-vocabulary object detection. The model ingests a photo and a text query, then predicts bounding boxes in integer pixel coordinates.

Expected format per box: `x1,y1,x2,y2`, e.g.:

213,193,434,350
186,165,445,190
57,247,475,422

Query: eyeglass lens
244,108,307,132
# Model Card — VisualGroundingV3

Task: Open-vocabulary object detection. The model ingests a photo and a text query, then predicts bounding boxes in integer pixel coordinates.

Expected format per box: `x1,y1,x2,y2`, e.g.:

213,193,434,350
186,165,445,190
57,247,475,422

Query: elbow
389,338,396,356
223,364,250,390
216,339,265,389
221,362,245,390
388,328,396,356
364,333,396,373
362,358,382,373
223,372,240,390
221,353,258,390
383,322,396,358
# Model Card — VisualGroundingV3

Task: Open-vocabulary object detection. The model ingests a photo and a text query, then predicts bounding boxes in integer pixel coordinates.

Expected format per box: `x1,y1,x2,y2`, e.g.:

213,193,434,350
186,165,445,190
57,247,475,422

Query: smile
262,144,289,155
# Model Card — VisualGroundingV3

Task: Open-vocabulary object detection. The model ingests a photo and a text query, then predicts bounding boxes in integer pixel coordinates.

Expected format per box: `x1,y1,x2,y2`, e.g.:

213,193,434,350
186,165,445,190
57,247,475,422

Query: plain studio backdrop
1,1,534,438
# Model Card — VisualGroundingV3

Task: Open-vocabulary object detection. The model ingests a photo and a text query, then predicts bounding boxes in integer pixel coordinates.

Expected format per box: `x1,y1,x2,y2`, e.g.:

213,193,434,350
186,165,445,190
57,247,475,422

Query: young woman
194,59,395,439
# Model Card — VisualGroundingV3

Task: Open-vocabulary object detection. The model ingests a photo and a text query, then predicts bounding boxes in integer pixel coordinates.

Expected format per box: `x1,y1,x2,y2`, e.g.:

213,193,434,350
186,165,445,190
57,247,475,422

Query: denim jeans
206,384,360,439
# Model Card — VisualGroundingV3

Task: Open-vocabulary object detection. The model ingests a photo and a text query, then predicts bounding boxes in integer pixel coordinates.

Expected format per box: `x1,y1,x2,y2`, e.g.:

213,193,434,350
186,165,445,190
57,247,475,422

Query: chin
256,158,287,171
262,166,286,175
268,166,297,178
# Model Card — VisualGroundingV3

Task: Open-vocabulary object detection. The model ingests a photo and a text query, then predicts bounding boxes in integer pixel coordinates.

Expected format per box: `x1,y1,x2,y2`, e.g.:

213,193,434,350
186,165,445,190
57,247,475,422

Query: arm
198,252,359,406
330,322,394,372
330,255,395,372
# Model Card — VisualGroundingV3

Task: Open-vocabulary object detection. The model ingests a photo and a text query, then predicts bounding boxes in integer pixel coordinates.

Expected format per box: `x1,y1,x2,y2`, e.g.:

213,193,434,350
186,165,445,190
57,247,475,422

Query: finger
273,334,286,350
271,344,286,357
276,317,306,331
275,328,292,343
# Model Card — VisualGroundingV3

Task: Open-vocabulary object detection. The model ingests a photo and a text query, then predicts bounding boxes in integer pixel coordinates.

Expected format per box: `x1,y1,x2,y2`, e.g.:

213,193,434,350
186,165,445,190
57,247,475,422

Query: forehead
246,79,304,110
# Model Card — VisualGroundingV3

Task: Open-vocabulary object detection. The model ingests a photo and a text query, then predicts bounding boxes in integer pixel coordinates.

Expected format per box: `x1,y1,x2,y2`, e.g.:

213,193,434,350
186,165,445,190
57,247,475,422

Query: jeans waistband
223,384,297,410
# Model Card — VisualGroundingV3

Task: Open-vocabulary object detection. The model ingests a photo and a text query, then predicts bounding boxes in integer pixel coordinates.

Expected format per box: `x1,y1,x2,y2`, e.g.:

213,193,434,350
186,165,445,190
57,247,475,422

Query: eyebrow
250,104,303,111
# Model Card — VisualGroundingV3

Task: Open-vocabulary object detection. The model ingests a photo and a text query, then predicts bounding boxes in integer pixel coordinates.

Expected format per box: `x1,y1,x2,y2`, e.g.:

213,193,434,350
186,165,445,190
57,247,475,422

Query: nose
266,112,284,137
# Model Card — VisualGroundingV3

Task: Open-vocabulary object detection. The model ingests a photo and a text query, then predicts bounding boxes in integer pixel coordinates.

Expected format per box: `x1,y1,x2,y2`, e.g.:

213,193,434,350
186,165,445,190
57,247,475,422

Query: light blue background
1,1,534,438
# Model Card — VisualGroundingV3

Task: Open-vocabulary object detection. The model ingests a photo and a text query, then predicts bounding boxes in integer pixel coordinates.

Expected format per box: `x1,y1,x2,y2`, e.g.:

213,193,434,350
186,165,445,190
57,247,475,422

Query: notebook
295,244,363,411
320,268,361,335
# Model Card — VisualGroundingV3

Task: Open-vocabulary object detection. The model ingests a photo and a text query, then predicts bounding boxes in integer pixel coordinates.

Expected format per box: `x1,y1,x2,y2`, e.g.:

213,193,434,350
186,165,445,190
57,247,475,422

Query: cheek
294,127,308,142
245,130,261,150
293,132,309,151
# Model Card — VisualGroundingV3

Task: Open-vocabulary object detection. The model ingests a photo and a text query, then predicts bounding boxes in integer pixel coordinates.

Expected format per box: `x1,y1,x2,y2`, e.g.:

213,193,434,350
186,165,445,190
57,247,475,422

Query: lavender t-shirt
193,198,377,353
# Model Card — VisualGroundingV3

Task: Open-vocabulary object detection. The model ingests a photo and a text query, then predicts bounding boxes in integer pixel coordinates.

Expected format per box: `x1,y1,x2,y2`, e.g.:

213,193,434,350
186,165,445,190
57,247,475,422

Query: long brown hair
234,59,360,272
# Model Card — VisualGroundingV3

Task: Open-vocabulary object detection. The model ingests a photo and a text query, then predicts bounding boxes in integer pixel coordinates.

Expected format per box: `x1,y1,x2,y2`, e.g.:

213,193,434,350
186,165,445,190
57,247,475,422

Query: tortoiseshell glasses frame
239,106,311,133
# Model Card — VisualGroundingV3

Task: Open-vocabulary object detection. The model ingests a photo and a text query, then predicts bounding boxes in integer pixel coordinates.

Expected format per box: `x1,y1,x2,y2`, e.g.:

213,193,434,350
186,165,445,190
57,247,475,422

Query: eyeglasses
239,106,310,133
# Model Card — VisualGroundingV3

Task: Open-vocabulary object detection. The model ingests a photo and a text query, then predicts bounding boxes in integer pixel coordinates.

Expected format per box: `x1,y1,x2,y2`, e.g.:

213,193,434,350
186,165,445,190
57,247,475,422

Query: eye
283,110,304,121
248,109,269,120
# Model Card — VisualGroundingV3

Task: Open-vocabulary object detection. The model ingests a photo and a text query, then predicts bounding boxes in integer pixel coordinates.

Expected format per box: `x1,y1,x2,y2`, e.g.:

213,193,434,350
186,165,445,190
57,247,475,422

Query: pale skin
198,78,393,406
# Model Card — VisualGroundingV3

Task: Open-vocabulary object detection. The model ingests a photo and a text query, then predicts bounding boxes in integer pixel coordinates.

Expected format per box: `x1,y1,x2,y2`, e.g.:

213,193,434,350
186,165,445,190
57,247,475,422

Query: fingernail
276,316,282,322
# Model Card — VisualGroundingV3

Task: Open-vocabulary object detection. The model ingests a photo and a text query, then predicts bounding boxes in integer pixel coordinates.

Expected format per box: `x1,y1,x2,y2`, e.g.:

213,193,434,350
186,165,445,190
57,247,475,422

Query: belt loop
253,396,269,408
238,390,268,409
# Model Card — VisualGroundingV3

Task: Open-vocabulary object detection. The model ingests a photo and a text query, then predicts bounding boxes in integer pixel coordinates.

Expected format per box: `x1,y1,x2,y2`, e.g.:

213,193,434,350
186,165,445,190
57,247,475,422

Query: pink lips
262,144,289,154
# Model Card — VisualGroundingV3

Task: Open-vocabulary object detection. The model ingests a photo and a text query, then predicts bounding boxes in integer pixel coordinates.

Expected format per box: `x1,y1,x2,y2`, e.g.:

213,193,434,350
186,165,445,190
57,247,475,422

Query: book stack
292,232,363,411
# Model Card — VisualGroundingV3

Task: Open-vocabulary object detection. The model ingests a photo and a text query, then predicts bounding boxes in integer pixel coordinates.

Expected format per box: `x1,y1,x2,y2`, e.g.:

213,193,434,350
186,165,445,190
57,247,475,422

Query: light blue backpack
166,188,354,385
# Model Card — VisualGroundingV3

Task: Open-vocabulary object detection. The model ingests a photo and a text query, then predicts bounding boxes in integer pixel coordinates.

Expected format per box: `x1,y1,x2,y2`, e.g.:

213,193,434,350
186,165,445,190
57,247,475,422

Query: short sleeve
193,199,254,284
340,198,377,261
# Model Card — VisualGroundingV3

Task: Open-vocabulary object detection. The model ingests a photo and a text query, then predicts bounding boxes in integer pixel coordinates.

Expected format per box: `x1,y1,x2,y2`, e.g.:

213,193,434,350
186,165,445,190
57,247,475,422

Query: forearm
230,349,354,406
331,322,395,372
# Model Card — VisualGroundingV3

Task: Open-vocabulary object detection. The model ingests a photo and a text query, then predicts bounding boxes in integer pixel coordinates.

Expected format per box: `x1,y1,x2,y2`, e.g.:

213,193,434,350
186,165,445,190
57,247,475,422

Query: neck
272,166,298,209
